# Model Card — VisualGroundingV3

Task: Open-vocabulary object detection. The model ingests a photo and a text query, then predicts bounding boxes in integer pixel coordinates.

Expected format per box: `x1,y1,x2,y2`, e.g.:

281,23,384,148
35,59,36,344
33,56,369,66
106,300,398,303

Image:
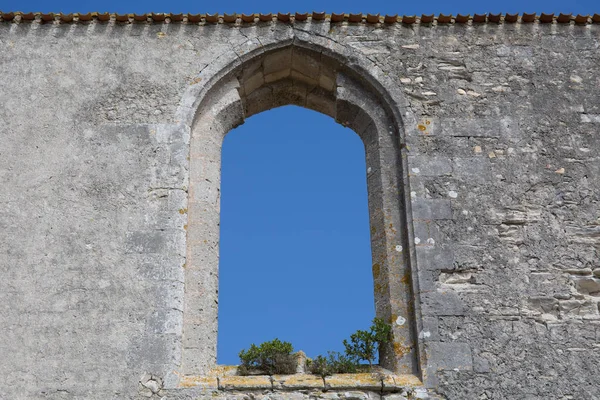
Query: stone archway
180,39,423,380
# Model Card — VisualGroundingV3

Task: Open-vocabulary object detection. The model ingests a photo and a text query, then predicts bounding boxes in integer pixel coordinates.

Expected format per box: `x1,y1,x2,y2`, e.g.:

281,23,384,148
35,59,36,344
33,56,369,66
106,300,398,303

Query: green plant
308,351,358,378
343,318,392,369
238,338,296,375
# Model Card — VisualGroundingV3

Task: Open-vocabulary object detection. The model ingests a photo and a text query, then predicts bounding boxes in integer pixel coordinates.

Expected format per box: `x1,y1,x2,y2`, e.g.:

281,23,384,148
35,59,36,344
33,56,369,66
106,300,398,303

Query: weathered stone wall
0,14,599,400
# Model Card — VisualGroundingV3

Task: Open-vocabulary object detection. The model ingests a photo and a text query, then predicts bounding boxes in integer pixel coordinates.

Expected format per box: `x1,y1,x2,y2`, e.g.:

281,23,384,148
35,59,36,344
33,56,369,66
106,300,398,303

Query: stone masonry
1,12,599,400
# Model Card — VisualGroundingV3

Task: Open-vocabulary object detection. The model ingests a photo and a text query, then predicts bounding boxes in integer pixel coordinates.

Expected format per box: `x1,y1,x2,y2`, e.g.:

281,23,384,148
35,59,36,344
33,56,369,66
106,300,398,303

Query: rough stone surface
1,17,599,400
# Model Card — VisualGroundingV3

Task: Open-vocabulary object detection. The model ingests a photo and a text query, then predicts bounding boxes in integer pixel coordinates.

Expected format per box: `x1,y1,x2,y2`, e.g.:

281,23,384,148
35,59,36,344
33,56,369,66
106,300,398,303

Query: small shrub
238,338,296,375
343,317,392,369
309,351,358,378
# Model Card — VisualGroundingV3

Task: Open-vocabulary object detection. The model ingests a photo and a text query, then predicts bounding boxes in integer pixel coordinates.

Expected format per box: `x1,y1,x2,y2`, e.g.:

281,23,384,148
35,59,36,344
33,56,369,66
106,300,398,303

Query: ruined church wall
0,16,599,399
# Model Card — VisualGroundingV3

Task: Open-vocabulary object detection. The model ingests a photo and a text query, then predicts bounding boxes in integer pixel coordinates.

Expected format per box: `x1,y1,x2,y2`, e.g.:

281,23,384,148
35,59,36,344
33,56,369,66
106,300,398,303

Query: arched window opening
217,105,374,365
182,44,418,378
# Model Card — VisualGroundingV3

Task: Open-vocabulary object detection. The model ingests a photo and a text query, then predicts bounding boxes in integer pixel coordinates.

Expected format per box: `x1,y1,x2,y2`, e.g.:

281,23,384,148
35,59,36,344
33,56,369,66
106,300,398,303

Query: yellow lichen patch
374,282,382,293
179,208,188,214
157,31,166,38
219,375,272,390
392,373,423,387
183,224,188,230
372,263,381,279
272,374,324,389
190,77,203,85
418,124,427,131
208,365,238,377
179,375,218,388
325,373,382,390
400,273,411,285
393,342,412,359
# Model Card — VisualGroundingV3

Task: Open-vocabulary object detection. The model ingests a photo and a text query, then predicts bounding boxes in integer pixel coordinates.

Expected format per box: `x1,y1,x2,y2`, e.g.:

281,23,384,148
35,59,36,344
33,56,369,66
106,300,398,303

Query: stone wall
0,13,599,400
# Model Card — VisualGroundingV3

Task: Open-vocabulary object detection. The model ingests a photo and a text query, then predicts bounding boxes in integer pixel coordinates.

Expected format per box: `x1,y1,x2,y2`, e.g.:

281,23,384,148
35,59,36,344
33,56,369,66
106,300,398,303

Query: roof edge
1,12,599,25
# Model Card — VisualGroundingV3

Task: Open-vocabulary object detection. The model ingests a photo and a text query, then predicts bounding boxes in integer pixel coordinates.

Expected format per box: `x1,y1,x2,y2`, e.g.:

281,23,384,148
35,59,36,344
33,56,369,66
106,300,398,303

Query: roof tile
488,13,501,23
330,13,344,22
188,13,203,23
383,14,398,24
521,13,536,23
438,14,452,23
472,13,487,23
312,11,326,20
401,15,416,24
240,13,254,23
420,14,434,23
366,13,380,24
557,13,572,23
455,14,470,23
277,12,290,22
539,13,554,23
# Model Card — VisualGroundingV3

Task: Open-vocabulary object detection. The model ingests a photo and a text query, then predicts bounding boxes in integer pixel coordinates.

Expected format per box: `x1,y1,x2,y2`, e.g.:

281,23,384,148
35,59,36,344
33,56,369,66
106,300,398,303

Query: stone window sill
179,367,423,392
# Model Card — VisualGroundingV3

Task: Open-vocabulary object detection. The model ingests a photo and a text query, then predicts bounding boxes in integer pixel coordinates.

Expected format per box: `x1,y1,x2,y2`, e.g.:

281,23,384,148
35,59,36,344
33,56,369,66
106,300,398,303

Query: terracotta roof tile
133,14,147,22
383,14,398,24
455,14,470,23
170,13,184,22
401,15,417,24
366,14,380,24
312,11,326,21
151,13,167,22
77,13,92,21
330,13,344,22
472,14,487,23
488,13,501,23
277,12,291,22
539,13,554,23
295,12,308,21
21,12,35,21
1,12,599,25
420,14,434,23
437,14,452,24
557,13,572,23
259,13,272,22
521,13,536,23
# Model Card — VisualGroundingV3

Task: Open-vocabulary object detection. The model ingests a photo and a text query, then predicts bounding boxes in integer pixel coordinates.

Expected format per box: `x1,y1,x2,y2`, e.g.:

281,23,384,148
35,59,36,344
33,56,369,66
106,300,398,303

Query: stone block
426,341,473,372
411,199,453,220
263,48,292,75
407,156,453,177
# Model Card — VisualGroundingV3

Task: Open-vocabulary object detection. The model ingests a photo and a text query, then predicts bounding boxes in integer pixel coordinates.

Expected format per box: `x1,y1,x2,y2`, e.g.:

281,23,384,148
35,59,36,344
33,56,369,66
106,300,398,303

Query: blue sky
6,0,598,365
1,0,597,15
219,107,371,364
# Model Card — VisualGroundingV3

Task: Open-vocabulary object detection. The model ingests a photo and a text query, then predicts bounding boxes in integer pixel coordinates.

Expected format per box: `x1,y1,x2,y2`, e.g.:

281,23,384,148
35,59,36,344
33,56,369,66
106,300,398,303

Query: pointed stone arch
179,37,425,380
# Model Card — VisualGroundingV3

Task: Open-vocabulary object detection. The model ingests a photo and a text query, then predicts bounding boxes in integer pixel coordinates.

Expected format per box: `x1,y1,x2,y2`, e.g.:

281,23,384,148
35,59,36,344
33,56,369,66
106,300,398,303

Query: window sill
179,367,423,392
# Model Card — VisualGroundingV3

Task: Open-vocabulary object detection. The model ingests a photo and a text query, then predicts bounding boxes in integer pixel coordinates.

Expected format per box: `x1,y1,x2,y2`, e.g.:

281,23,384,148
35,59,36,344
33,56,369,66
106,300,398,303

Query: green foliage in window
342,317,392,368
237,318,392,376
238,338,296,375
308,351,358,378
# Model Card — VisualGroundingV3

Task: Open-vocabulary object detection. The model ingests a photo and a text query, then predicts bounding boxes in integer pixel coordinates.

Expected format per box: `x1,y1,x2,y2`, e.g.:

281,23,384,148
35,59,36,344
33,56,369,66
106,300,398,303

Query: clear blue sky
1,0,597,15
7,0,598,366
